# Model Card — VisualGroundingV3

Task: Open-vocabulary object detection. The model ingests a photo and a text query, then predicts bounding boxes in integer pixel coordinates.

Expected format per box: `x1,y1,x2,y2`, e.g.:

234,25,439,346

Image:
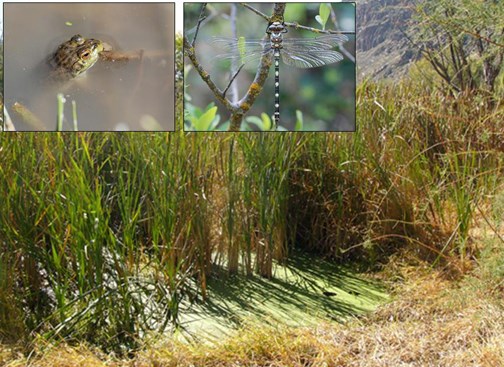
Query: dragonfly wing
281,48,344,68
281,34,348,50
212,37,270,65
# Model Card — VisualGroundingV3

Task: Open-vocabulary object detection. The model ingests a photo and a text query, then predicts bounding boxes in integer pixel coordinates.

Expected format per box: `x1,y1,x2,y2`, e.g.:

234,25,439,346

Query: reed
0,42,502,352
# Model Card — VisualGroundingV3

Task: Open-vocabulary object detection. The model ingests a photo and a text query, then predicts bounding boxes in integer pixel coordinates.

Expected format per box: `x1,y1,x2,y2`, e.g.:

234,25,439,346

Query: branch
230,52,273,131
329,5,341,31
240,3,269,21
228,2,286,131
183,36,233,111
185,10,218,37
223,64,245,98
400,26,460,93
285,22,354,35
271,3,287,23
192,3,207,48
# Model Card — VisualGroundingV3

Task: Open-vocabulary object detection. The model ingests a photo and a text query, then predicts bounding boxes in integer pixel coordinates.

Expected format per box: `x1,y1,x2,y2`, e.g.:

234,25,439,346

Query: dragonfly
214,21,348,129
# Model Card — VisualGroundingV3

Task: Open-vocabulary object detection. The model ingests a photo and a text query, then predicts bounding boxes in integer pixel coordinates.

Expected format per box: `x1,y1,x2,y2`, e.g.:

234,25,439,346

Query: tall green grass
0,75,502,352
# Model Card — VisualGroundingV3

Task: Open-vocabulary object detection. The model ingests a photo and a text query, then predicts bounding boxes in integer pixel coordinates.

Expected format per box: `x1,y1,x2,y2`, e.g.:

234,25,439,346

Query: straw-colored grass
1,33,503,356
2,242,503,367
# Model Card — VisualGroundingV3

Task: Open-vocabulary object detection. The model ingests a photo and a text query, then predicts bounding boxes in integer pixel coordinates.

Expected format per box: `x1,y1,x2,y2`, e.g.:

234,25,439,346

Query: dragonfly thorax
267,21,287,34
267,22,287,50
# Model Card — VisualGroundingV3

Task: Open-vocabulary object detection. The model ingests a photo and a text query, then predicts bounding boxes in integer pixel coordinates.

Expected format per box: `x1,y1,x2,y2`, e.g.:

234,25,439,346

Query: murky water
4,3,175,131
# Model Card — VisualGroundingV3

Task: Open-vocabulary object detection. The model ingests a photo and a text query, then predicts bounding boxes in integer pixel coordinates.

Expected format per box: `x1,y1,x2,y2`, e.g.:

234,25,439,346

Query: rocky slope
356,0,419,81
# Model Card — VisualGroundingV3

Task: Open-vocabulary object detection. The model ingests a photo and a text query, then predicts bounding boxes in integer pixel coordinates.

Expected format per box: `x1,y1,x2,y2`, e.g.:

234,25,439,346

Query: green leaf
317,3,331,30
238,37,246,65
194,106,217,131
245,116,265,130
295,110,304,131
261,113,273,131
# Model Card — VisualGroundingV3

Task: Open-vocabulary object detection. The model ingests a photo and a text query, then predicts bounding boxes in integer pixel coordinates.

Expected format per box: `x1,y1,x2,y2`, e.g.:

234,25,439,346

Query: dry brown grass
2,256,502,367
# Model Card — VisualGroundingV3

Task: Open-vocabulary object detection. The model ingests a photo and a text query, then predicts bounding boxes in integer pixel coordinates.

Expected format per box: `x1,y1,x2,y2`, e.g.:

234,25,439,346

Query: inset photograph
184,3,355,132
3,3,175,131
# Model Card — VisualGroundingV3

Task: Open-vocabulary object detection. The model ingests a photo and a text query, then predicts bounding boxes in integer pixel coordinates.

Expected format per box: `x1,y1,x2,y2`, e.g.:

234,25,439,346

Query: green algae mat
179,252,388,341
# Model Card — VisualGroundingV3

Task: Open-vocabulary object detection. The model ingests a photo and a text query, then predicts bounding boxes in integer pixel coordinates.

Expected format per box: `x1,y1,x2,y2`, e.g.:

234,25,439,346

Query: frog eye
81,50,91,60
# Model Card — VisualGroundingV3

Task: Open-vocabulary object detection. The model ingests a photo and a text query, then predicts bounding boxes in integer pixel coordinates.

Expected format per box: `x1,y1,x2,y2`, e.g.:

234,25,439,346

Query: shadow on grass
179,251,388,341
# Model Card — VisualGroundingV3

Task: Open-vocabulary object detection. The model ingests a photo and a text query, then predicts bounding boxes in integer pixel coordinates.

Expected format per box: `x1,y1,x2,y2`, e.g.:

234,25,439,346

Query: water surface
4,3,175,131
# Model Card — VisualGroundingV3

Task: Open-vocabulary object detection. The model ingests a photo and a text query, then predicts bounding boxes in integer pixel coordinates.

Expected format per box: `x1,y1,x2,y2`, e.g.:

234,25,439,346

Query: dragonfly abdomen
274,51,280,128
268,22,287,129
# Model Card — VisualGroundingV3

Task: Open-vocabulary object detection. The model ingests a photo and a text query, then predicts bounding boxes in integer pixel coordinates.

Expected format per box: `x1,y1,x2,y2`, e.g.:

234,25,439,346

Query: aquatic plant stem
57,94,65,131
71,101,78,131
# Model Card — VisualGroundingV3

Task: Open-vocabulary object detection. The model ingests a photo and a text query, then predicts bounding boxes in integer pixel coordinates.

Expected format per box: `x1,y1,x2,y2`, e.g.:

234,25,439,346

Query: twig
272,3,286,23
223,64,245,98
337,42,355,64
185,2,285,131
329,5,341,31
183,36,232,111
192,3,207,48
285,22,354,35
230,4,240,103
328,5,356,64
400,26,461,93
185,8,217,36
240,3,270,21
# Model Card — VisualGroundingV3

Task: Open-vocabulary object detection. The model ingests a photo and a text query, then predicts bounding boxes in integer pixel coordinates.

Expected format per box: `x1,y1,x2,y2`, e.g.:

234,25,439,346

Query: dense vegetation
0,1,503,364
1,68,502,354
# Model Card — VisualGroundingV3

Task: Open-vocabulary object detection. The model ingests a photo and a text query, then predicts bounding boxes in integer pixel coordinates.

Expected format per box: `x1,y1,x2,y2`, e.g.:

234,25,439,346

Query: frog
48,34,104,81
